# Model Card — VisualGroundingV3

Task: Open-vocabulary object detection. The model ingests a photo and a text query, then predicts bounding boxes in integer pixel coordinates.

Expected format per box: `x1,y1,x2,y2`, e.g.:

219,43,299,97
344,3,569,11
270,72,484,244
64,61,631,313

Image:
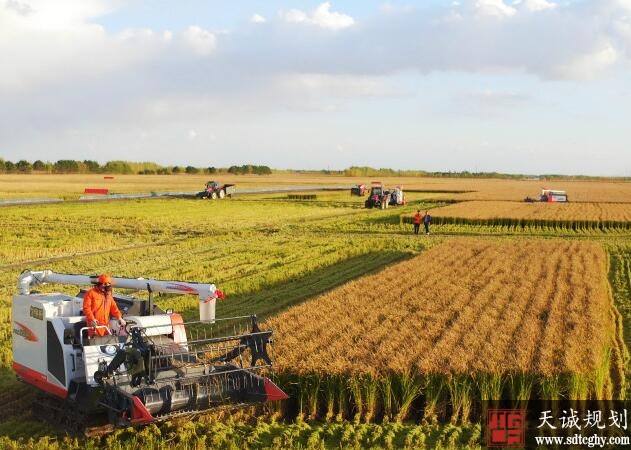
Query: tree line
0,158,625,180
0,159,272,175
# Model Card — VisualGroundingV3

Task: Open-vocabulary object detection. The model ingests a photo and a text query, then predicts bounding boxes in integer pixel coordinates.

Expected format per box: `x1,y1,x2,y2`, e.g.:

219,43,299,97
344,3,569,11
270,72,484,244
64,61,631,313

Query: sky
1,0,630,175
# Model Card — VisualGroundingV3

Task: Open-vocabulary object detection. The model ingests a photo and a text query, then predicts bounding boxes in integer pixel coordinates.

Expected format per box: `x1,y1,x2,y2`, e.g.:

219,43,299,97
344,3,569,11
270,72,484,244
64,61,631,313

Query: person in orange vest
83,273,125,337
413,210,422,235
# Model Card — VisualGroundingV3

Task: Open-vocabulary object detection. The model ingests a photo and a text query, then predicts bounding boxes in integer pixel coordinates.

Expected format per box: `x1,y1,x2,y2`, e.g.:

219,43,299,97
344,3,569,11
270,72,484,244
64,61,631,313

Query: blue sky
1,0,630,175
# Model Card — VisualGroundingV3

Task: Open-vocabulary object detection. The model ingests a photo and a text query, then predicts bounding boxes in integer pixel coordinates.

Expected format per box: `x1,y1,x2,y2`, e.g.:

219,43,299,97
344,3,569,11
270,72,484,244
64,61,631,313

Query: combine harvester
524,188,568,203
12,270,287,435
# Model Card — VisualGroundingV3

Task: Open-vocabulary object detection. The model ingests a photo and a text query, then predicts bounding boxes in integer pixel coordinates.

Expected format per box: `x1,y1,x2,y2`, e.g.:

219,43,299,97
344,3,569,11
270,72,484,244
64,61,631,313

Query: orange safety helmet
98,273,113,285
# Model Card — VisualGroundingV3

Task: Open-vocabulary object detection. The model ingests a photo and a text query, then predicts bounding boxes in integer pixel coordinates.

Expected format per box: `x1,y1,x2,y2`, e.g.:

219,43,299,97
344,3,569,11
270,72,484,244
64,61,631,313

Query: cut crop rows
269,239,627,423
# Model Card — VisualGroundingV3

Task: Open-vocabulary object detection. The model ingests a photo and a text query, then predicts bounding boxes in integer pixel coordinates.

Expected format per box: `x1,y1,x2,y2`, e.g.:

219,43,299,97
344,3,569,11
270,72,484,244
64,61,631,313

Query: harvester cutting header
12,270,287,434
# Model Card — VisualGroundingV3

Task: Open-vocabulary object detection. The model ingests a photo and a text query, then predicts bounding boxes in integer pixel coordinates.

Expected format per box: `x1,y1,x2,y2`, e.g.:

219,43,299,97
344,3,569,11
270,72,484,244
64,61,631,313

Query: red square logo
487,408,526,448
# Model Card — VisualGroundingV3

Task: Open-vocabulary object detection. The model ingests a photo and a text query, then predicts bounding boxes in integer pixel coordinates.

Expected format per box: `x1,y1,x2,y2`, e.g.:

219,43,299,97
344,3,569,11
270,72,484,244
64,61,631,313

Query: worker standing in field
423,210,432,235
83,273,125,337
413,210,422,235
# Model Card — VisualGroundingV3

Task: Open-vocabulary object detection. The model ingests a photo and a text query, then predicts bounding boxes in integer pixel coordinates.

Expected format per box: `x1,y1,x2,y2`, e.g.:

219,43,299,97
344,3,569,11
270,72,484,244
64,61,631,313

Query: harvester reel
212,319,273,367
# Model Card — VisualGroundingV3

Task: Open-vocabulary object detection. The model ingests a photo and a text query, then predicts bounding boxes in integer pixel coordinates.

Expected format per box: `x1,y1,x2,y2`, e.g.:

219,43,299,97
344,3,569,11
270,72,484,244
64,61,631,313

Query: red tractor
364,182,390,209
364,182,406,209
196,181,236,199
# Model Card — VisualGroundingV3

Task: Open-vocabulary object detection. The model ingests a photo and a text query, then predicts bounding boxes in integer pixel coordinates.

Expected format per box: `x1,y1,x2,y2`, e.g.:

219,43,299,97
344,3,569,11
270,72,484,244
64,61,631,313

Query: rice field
273,239,616,376
431,201,631,222
268,240,626,422
2,174,631,447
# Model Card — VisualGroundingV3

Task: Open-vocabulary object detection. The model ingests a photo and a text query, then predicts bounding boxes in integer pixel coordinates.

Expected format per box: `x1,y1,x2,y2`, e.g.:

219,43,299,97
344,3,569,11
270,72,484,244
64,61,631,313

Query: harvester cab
12,270,287,433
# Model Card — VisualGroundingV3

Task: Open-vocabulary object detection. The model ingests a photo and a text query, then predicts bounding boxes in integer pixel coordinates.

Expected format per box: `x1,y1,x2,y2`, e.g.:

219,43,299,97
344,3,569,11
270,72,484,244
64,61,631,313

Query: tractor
196,181,236,199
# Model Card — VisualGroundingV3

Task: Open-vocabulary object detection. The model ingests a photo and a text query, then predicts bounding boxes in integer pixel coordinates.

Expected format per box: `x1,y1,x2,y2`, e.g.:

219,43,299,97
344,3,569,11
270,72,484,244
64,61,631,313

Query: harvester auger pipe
18,269,223,322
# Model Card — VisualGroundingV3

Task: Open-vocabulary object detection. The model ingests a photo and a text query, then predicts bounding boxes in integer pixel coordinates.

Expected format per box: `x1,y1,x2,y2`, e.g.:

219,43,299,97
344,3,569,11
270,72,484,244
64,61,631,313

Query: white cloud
282,2,355,30
615,0,631,11
474,0,516,18
181,25,217,55
5,0,33,16
251,13,266,24
515,0,557,12
2,0,118,30
188,129,198,140
554,43,619,79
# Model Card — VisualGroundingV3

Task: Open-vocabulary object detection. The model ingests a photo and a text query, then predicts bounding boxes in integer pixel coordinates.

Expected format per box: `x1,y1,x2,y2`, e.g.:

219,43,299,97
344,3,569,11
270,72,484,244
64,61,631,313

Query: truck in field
196,181,236,199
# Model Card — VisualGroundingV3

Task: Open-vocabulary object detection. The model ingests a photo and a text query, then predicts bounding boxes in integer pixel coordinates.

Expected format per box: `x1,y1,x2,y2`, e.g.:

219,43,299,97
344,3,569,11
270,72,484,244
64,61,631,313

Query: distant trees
102,160,133,174
16,160,32,173
4,161,15,172
227,165,272,175
0,158,276,176
54,160,79,173
32,160,47,171
82,160,100,173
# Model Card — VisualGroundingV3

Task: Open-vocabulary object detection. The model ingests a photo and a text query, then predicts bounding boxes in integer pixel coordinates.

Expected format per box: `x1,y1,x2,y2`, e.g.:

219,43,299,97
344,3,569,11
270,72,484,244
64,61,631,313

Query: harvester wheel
211,192,218,200
219,189,225,199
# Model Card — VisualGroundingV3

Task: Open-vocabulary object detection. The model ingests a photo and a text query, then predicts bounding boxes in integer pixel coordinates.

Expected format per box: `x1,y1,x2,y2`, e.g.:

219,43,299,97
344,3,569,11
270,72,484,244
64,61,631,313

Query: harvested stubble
270,239,626,423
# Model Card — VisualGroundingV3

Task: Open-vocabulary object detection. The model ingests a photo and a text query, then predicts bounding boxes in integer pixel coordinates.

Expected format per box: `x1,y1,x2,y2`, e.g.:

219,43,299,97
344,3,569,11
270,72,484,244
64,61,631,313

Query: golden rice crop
271,239,616,377
269,239,626,422
430,201,631,222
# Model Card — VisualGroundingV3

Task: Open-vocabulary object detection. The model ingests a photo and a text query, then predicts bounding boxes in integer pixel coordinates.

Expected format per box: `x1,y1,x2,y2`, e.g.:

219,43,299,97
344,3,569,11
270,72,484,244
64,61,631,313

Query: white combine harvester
12,270,287,434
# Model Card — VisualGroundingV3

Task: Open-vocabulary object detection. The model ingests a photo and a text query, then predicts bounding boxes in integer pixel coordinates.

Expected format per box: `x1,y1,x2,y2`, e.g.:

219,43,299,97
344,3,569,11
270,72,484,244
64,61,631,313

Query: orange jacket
413,212,422,225
83,286,122,336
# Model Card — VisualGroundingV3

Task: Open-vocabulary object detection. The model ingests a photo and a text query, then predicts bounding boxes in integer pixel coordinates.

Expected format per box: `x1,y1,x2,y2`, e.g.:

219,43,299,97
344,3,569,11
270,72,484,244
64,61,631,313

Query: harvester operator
83,273,126,337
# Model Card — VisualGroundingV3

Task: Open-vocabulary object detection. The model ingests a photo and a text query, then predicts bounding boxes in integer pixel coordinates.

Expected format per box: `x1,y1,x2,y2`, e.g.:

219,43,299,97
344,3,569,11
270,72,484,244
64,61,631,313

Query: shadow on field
188,250,413,321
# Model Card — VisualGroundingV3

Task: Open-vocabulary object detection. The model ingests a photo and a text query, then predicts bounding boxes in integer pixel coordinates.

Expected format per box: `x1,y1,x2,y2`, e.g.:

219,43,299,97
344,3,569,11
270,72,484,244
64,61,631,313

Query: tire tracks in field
0,209,369,272
0,236,195,272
